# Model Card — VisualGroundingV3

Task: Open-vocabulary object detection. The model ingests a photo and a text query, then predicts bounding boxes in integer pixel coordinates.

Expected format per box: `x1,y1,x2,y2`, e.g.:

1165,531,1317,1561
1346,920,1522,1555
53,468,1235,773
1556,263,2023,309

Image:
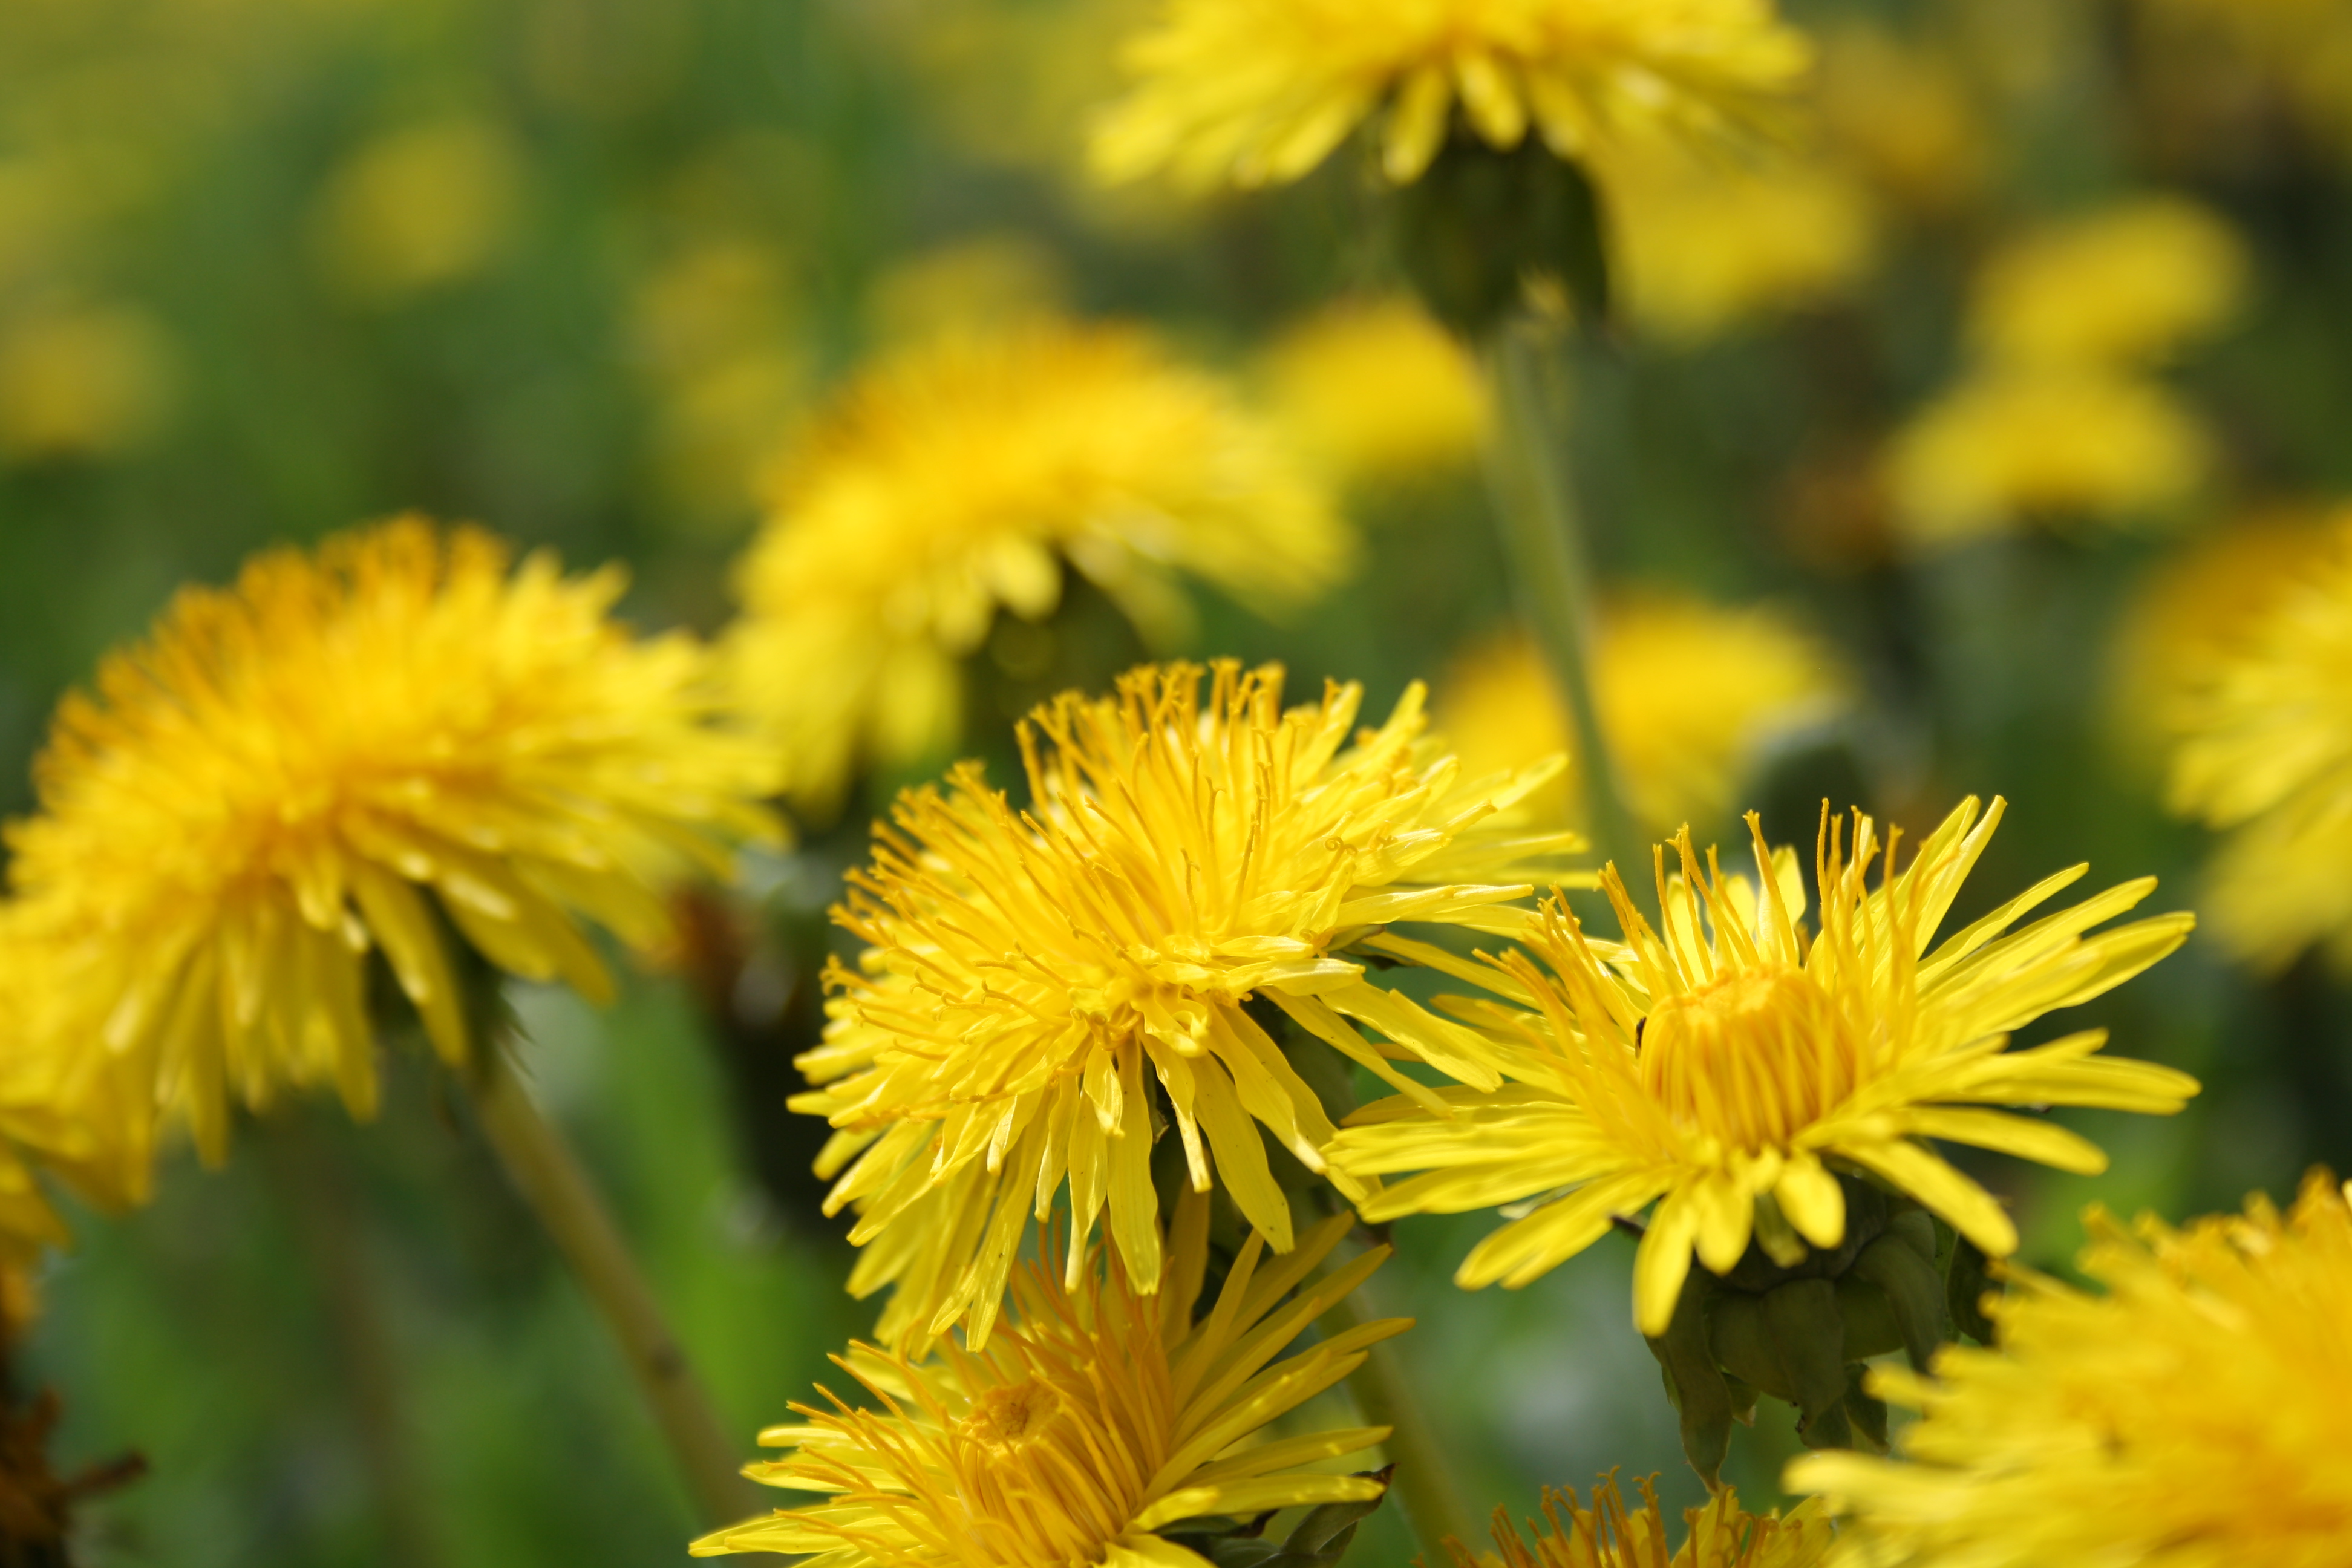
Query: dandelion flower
728,322,1351,814
1789,1171,2352,1566
1887,368,2209,544
1259,294,1490,489
1091,0,1814,191
1441,596,1848,835
1447,1473,1834,1567
691,1198,1406,1563
1327,797,2198,1334
800,661,1579,1345
0,932,149,1265
1970,197,2247,370
2167,513,2352,967
4,518,779,1161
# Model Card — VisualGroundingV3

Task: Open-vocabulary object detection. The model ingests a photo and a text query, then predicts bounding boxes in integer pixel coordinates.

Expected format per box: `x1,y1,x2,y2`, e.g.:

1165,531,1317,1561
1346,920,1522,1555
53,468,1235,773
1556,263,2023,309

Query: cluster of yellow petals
1448,1474,1834,1567
1258,294,1492,490
796,661,1579,1345
692,1198,1405,1566
0,927,148,1264
1328,797,2197,1333
2166,511,2352,967
2,518,778,1162
1967,198,2247,371
1440,596,1847,837
727,322,1350,814
1791,1172,2352,1566
1091,0,1813,191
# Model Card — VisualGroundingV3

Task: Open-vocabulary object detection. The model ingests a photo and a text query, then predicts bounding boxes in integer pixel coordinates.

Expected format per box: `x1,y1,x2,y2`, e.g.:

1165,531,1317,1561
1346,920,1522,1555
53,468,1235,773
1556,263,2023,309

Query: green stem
470,1059,759,1530
1480,319,1642,879
1322,1273,1472,1562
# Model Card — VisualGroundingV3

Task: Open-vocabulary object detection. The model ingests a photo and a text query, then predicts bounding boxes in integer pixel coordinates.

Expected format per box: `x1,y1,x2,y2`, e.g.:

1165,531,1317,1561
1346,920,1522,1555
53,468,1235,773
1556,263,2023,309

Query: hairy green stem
1481,320,1642,879
1322,1274,1472,1561
471,1060,759,1530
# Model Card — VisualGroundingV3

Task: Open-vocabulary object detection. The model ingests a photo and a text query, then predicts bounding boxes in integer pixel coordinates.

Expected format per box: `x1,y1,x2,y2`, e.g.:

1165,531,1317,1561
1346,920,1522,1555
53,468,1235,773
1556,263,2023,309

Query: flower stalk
1321,1269,1471,1560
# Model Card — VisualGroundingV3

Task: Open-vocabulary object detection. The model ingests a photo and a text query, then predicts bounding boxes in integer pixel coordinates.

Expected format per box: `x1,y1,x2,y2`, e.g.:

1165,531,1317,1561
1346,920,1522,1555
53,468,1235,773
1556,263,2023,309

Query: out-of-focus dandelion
1816,24,1987,214
4,517,778,1160
0,932,149,1270
1444,1474,1835,1567
800,661,1580,1346
1258,294,1490,489
863,234,1070,347
1440,596,1847,836
1327,798,2197,1334
1790,1171,2352,1566
727,321,1351,815
1970,198,2247,370
2166,513,2352,968
1091,0,1814,191
310,119,524,301
0,299,176,462
691,1200,1405,1563
1887,368,2210,544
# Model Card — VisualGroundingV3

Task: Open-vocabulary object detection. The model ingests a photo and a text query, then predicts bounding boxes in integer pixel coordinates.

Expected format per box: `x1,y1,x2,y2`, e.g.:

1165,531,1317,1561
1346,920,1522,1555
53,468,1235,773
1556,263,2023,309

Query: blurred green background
6,0,2352,1561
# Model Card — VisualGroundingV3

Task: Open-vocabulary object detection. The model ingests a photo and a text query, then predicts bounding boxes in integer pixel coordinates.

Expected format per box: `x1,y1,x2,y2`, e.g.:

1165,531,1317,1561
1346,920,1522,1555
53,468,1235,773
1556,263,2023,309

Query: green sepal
1391,133,1612,340
1644,1272,1733,1486
1852,1230,1952,1373
1167,1468,1394,1568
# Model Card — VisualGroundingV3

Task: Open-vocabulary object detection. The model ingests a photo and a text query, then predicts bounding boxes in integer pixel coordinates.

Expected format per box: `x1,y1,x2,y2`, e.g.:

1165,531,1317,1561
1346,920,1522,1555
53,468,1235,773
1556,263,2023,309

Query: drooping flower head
1789,1171,2352,1566
691,1198,1405,1564
799,661,1580,1345
1440,596,1847,837
2166,513,2352,968
4,518,780,1160
1447,1474,1834,1568
1327,798,2198,1334
1091,0,1814,191
727,321,1351,815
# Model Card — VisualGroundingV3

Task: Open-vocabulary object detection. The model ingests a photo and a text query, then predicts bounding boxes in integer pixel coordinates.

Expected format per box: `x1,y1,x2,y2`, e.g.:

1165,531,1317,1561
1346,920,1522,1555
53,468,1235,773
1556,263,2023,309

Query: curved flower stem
470,1058,759,1530
1480,318,1642,878
1322,1273,1472,1561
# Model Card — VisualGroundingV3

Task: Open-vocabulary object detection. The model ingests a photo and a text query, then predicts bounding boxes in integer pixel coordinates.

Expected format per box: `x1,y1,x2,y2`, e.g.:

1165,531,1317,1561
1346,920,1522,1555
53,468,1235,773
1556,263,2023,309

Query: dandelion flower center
1641,964,1861,1152
959,1379,1063,1457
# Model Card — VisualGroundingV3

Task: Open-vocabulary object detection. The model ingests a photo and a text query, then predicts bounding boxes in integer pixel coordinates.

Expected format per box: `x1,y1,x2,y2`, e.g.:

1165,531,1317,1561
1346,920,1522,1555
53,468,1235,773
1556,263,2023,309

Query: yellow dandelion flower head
727,321,1353,814
691,1197,1406,1564
2166,511,2352,968
1815,25,1987,215
1603,146,1877,346
1449,1473,1834,1567
1887,368,2210,545
1328,796,2199,1334
1441,595,1848,835
1259,294,1491,489
4,517,780,1161
1789,1171,2352,1566
798,660,1581,1346
0,929,148,1264
1970,197,2247,370
1090,0,1814,192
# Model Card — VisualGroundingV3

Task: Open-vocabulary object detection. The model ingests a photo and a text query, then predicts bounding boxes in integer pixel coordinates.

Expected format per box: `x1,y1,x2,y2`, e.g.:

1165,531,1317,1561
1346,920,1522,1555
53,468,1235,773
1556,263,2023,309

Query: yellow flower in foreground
799,661,1580,1345
1448,1474,1834,1567
1091,0,1814,191
4,518,779,1161
691,1199,1405,1564
1969,197,2247,370
1327,798,2198,1334
728,321,1350,814
2166,513,2352,967
1789,1172,2352,1566
1442,596,1847,835
0,935,149,1266
1259,295,1490,489
1887,368,2209,544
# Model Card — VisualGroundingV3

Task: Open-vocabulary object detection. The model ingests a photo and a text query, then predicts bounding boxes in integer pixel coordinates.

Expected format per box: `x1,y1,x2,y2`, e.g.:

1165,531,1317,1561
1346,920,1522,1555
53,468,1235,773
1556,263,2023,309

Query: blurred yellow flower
693,1199,1403,1562
0,933,149,1270
1604,147,1877,345
1441,596,1847,835
1816,25,1987,214
1446,1474,1834,1567
1258,294,1490,488
1887,368,2210,544
727,321,1352,814
799,661,1581,1346
1327,799,2197,1334
2166,513,2352,968
864,234,1070,348
0,299,176,461
1970,197,2247,369
4,518,779,1162
310,119,523,301
1092,0,1814,190
1790,1171,2352,1566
